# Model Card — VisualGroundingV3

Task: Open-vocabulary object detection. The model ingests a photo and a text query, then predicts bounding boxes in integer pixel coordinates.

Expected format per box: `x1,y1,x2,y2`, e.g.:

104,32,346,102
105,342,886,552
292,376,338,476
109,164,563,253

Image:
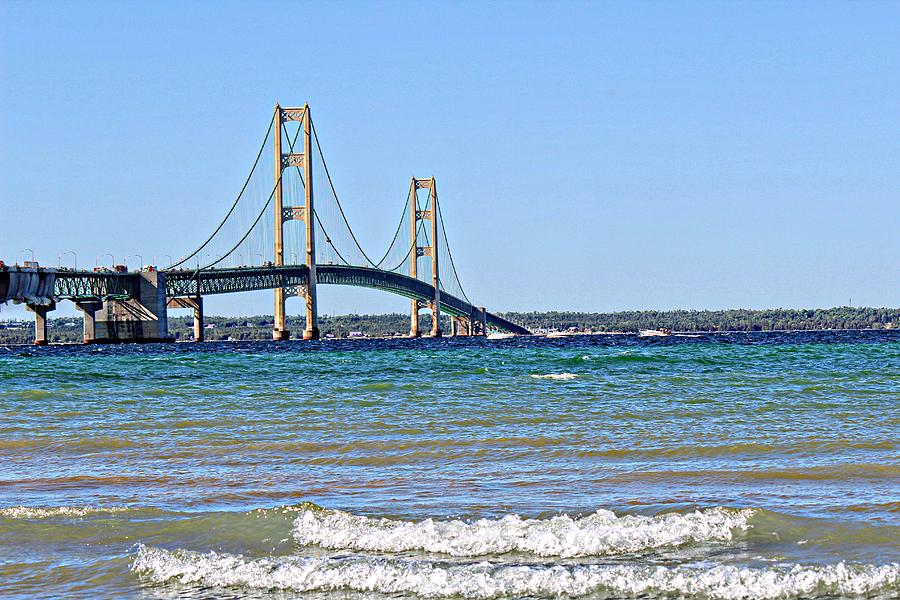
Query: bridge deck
165,265,530,334
2,264,529,334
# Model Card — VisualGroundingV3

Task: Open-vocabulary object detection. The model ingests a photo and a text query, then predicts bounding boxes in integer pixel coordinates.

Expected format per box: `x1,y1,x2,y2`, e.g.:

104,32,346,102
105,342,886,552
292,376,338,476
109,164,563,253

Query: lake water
1,331,898,598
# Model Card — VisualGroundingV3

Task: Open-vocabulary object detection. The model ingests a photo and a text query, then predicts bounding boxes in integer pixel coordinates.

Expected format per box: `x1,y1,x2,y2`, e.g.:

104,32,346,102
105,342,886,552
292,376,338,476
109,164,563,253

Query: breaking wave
0,505,133,519
530,373,577,380
292,507,754,557
131,545,900,599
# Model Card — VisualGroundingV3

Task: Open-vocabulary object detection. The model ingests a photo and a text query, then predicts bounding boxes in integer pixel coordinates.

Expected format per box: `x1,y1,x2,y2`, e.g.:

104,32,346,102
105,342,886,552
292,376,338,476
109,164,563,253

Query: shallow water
1,331,898,598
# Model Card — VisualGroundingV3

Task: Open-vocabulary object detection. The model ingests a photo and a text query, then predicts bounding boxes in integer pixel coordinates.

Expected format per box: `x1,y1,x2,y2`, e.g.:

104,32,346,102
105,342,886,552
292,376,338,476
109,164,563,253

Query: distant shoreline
0,307,896,344
1,329,898,348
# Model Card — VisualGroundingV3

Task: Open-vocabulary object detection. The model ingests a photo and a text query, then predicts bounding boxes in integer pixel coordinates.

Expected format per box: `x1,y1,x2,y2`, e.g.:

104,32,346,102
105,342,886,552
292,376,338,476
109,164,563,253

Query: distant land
0,307,896,344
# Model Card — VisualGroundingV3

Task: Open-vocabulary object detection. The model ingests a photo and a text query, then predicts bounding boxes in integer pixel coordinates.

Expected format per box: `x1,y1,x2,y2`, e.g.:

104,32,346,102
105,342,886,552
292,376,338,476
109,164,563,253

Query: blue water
1,331,898,598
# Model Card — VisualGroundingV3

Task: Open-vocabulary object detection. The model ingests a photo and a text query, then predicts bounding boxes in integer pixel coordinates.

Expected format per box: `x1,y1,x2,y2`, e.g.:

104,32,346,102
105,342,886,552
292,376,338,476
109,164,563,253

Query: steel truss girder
165,266,309,298
53,272,134,301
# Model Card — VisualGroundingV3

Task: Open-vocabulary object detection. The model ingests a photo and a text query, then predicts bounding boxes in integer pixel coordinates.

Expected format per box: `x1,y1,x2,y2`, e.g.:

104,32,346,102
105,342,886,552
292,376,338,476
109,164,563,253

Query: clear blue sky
2,0,898,320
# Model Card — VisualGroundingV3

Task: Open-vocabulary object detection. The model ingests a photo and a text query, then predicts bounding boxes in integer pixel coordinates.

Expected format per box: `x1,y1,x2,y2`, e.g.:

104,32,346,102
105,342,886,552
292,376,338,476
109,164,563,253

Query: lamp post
58,250,77,270
97,253,114,268
153,255,173,268
20,248,34,264
131,255,143,270
196,253,212,270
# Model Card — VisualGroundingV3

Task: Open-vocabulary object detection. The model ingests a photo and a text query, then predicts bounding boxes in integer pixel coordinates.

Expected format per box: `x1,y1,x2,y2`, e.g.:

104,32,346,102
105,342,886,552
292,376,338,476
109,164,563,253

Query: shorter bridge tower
409,177,442,337
273,103,319,341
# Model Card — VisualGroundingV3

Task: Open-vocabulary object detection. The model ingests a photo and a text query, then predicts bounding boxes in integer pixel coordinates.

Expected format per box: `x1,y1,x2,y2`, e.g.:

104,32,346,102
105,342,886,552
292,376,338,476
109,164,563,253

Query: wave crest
530,373,577,380
0,505,132,519
292,507,754,557
131,545,900,599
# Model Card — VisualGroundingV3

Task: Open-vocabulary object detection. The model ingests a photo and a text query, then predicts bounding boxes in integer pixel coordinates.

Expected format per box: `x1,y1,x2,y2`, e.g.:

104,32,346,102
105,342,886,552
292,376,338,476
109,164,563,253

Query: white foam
0,505,131,519
132,546,900,599
530,373,577,380
292,507,754,557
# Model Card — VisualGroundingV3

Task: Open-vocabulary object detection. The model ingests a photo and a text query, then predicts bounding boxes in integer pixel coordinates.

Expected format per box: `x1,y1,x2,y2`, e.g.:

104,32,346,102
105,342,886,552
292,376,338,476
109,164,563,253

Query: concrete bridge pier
26,302,55,346
87,272,171,343
473,306,488,337
449,308,487,337
450,316,470,337
193,296,204,342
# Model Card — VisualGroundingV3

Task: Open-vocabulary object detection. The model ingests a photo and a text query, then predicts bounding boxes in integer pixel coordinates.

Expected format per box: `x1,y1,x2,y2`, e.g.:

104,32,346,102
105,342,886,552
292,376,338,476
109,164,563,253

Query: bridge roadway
48,264,529,335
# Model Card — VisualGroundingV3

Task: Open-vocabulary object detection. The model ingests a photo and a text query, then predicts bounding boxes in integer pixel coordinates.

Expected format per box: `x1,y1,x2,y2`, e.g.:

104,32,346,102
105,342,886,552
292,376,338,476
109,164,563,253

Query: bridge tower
273,103,319,341
409,177,442,337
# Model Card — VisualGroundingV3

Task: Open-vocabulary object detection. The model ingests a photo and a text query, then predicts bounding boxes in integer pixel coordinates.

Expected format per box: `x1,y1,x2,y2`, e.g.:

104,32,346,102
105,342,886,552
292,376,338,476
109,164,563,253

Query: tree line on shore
498,307,899,333
0,306,896,344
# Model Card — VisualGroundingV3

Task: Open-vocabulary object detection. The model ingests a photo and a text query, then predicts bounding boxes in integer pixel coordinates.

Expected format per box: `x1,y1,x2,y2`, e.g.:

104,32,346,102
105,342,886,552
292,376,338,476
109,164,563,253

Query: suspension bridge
1,104,530,344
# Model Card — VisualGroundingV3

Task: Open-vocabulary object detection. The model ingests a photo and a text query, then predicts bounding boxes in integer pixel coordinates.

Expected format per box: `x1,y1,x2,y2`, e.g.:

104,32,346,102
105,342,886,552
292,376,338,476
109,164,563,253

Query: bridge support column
193,296,204,342
273,290,289,341
409,300,421,337
409,178,420,338
166,296,203,342
429,179,441,338
302,106,319,341
430,300,442,338
430,302,442,338
26,302,54,346
273,104,289,342
76,301,102,343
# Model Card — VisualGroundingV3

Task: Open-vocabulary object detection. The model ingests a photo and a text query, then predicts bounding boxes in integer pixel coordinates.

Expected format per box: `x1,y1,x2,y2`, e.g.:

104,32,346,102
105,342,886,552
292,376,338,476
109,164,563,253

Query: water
1,331,898,598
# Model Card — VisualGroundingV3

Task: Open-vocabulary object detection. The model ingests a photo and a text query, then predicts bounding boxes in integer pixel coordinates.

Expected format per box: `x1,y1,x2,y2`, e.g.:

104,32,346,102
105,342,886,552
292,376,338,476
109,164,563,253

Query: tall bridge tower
409,177,442,337
273,104,319,341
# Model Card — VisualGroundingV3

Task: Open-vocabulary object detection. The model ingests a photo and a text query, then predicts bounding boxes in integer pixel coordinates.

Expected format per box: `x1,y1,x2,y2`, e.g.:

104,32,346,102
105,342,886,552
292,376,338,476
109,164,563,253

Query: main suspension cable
382,222,417,273
313,210,353,266
372,190,410,268
311,120,382,267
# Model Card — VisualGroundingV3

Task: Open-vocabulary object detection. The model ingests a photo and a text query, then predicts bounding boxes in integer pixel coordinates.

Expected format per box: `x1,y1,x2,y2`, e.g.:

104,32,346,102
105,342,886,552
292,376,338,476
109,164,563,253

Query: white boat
638,328,671,337
487,332,514,340
546,331,576,338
